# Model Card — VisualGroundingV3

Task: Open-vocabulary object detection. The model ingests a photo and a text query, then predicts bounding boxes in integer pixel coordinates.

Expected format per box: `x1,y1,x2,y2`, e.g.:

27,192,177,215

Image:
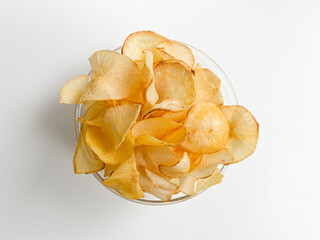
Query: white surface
1,0,320,239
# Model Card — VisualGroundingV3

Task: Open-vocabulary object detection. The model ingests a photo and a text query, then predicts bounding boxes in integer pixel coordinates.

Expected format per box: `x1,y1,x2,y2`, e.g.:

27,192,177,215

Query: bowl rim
74,43,238,205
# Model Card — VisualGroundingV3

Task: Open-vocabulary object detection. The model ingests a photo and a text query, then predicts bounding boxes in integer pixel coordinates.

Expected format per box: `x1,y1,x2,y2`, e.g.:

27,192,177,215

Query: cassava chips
60,31,259,202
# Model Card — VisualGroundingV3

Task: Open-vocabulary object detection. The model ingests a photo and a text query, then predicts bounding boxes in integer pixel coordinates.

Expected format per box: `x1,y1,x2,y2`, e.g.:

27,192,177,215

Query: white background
1,0,319,239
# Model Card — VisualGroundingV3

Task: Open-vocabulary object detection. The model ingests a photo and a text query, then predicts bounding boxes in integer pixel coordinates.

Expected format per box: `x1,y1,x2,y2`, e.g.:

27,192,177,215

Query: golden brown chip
190,149,233,178
179,174,197,195
103,155,144,199
181,102,229,153
80,50,143,102
86,126,134,165
73,125,104,174
83,100,95,111
159,152,190,178
104,164,119,177
157,41,195,67
102,104,141,148
194,64,223,105
131,117,181,139
188,152,202,172
60,75,89,104
122,31,168,62
153,60,196,111
220,105,259,163
195,168,224,193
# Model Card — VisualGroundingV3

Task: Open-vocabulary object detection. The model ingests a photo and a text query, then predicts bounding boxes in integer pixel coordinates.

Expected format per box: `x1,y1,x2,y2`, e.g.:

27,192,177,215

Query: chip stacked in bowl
60,31,259,202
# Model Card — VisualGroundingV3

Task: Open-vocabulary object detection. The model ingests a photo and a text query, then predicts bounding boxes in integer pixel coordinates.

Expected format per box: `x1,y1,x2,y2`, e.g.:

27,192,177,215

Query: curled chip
86,126,134,165
157,41,195,67
81,50,143,102
60,75,89,104
190,148,233,178
195,168,224,193
73,125,104,174
220,105,259,163
122,31,168,62
194,64,223,106
145,168,178,191
154,60,196,111
131,117,181,139
181,102,229,153
179,174,197,195
159,152,190,178
104,164,119,177
102,104,141,148
103,155,144,199
78,101,111,127
143,50,159,105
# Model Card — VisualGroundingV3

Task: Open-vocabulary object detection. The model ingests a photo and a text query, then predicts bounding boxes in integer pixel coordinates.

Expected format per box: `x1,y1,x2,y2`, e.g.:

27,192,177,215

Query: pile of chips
60,31,259,202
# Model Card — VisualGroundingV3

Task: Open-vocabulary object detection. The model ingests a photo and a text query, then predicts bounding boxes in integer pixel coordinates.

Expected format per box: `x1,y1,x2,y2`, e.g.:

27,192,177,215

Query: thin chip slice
162,110,188,122
143,50,159,105
154,60,196,111
190,149,233,178
134,60,145,71
220,105,259,163
104,164,119,177
80,101,110,127
181,102,229,153
188,152,202,172
194,64,223,105
135,134,169,146
103,155,144,199
122,31,168,62
131,117,181,139
195,168,224,193
145,168,178,191
157,41,195,67
73,125,104,174
161,127,186,145
83,100,95,111
179,174,197,195
138,167,174,202
60,75,89,104
102,104,141,148
86,126,134,165
159,152,190,178
80,50,143,102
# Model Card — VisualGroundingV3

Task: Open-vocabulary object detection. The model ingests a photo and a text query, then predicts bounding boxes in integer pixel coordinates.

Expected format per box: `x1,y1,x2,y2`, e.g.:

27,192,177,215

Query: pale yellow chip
153,60,196,111
195,168,224,193
80,101,110,127
60,75,89,104
134,60,145,71
80,50,143,102
190,149,233,178
194,64,223,106
103,155,144,199
86,126,134,165
179,174,197,195
145,168,178,191
181,102,229,153
102,104,141,148
138,166,174,202
188,152,202,172
122,31,168,62
104,164,119,177
220,105,259,163
143,50,159,105
131,117,181,139
162,110,188,122
159,152,190,178
73,125,104,174
157,41,195,67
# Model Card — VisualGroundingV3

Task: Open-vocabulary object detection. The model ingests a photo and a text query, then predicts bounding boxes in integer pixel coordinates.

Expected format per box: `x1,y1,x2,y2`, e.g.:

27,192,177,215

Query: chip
145,168,178,191
195,168,223,193
179,174,197,195
102,104,141,148
181,102,229,153
60,75,89,104
131,117,181,140
153,60,196,111
122,31,168,62
190,148,233,178
220,105,259,163
104,164,119,177
86,126,134,165
78,101,110,127
83,100,95,111
103,155,144,199
194,64,223,106
134,60,145,71
80,50,143,102
73,125,104,174
157,41,195,67
159,152,190,178
143,50,159,105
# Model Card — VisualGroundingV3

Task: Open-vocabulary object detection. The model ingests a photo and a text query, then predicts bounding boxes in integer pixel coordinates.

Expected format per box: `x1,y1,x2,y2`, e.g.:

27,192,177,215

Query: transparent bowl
74,43,238,205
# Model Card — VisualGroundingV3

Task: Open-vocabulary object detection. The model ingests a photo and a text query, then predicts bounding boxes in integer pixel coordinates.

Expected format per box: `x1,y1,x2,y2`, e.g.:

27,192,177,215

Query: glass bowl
74,43,238,205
